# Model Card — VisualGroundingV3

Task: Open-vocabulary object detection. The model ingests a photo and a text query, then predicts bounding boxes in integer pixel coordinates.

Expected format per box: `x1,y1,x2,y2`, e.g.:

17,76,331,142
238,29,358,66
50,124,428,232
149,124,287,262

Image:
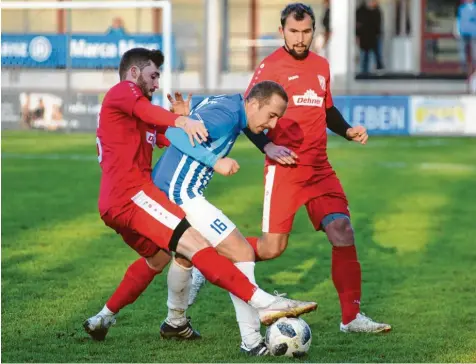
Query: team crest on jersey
146,131,157,146
292,89,324,107
317,75,326,91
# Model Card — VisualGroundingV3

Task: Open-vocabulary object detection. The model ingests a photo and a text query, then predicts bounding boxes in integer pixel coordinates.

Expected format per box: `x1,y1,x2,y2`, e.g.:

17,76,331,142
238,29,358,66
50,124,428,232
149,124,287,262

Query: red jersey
96,81,176,215
245,47,333,167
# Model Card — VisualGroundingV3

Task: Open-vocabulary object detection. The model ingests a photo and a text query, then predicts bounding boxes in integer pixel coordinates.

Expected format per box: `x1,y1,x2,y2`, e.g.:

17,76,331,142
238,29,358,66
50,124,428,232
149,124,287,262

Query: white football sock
166,258,192,327
100,305,115,317
229,261,262,348
249,288,278,309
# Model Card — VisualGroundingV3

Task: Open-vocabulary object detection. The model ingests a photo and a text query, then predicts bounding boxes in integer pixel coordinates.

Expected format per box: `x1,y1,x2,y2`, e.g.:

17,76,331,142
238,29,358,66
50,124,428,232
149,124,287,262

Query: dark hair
280,3,316,30
246,80,288,107
118,48,164,81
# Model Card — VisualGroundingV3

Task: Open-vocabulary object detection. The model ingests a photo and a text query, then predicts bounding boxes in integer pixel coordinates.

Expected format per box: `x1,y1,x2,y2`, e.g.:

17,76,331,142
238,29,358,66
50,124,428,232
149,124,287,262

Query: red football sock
246,236,262,261
191,247,257,302
106,258,160,313
331,245,362,325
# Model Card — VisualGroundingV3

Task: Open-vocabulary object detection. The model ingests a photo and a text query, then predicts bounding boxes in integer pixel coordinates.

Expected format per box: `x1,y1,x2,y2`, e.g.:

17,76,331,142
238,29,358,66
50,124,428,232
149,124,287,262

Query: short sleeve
191,105,239,139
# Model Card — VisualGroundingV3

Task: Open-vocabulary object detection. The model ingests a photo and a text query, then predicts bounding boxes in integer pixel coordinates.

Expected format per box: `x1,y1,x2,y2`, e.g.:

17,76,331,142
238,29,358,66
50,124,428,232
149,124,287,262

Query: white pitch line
419,162,476,172
2,153,474,172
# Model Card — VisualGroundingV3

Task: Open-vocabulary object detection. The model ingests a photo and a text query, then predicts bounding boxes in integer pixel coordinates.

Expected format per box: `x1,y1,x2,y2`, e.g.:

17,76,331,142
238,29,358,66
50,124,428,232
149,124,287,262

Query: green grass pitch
2,130,476,362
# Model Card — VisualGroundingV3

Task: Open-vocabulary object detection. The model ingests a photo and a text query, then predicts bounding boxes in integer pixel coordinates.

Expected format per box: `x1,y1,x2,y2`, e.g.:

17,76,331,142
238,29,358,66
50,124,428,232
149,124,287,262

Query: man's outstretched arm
166,127,240,176
133,98,208,145
165,106,238,168
165,128,219,168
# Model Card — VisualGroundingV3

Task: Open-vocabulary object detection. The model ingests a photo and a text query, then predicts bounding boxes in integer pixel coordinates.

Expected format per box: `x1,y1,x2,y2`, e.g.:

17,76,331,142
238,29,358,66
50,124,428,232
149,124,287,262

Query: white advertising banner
461,96,476,136
410,96,476,136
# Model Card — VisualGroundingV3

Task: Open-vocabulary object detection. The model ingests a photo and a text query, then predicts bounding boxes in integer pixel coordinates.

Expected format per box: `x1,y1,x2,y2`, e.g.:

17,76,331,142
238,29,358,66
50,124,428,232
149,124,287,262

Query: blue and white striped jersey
151,94,247,205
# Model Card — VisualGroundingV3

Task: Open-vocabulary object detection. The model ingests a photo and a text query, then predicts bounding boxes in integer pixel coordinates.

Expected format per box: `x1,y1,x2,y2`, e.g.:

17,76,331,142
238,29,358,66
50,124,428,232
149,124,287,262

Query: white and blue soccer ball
265,317,312,357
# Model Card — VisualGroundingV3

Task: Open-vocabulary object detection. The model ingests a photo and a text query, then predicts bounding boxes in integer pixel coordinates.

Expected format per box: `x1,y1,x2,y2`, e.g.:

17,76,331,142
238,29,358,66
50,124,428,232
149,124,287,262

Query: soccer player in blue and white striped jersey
153,81,315,355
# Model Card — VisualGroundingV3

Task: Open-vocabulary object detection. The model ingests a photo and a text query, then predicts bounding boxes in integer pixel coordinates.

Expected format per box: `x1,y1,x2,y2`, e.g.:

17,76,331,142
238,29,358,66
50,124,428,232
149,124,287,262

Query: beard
284,40,310,60
137,75,153,101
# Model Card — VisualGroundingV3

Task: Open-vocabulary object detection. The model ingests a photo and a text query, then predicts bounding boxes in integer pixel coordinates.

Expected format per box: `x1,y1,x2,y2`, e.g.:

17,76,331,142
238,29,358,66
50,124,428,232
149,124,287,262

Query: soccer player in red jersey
84,47,317,340
190,4,391,333
244,3,391,333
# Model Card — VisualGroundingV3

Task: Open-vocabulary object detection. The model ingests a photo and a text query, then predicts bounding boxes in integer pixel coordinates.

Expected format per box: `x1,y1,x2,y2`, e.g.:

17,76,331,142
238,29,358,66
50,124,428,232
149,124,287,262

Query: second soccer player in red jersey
190,4,391,334
244,3,390,333
85,47,317,340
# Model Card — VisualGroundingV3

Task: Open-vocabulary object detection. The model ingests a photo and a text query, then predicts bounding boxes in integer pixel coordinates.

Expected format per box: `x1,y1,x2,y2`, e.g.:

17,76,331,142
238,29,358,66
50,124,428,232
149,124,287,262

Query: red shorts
101,182,186,257
262,164,350,234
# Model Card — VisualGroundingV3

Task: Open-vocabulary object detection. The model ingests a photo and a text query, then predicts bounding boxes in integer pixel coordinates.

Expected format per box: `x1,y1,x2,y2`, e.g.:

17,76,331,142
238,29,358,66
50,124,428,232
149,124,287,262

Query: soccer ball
265,317,312,357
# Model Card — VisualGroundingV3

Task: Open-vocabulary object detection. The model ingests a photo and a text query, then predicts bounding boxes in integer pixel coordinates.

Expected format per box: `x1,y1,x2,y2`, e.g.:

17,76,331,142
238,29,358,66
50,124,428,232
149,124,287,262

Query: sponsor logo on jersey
317,75,326,91
146,131,157,146
288,75,299,81
292,89,324,107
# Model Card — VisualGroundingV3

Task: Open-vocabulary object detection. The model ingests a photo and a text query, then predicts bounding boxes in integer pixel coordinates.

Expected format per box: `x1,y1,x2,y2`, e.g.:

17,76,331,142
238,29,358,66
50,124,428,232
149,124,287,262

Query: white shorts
180,196,236,247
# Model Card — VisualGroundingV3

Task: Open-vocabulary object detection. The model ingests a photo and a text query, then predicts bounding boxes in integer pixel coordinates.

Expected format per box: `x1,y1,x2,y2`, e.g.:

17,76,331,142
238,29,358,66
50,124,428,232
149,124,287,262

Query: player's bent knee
266,244,286,259
324,216,354,247
175,253,193,268
260,233,288,260
146,249,172,272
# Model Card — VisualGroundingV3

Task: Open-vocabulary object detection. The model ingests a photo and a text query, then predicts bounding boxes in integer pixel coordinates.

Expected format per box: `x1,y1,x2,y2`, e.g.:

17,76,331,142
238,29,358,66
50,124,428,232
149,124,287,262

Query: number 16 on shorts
210,219,227,234
206,216,235,246
181,198,236,247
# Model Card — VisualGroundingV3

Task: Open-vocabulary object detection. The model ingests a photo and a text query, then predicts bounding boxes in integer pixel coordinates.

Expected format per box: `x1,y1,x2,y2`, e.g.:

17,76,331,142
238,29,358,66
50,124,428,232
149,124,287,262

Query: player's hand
175,116,208,146
168,92,192,116
263,142,298,165
346,126,368,145
213,157,240,176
